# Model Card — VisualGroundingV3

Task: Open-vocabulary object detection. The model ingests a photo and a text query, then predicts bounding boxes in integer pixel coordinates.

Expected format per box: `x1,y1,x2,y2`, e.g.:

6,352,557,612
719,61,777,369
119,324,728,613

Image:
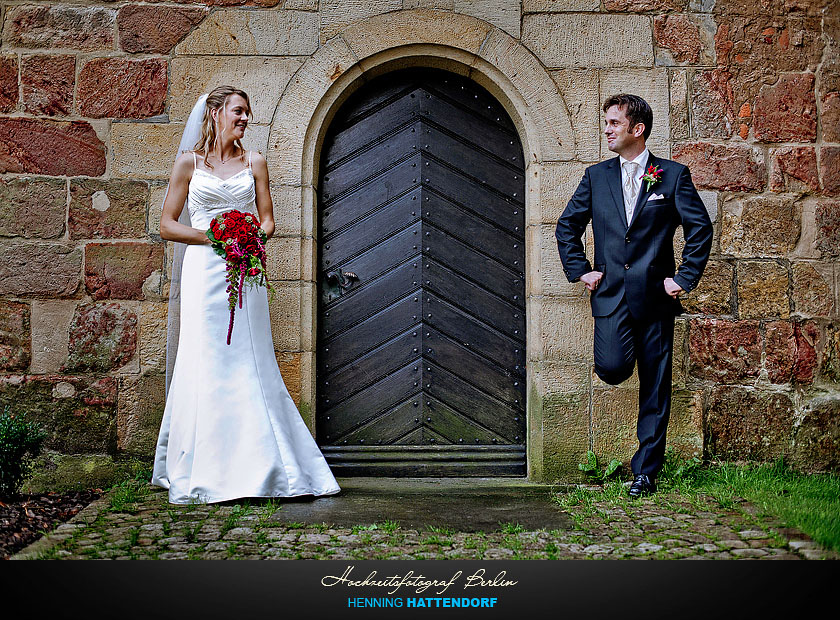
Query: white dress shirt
619,148,649,225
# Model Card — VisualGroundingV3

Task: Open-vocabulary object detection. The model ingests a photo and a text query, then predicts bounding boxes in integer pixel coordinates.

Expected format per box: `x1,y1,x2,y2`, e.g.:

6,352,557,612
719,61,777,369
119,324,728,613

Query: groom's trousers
593,295,675,477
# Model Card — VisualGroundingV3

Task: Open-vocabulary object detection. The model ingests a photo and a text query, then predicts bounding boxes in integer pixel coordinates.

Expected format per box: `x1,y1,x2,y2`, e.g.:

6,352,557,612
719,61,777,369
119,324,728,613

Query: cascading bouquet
206,210,273,345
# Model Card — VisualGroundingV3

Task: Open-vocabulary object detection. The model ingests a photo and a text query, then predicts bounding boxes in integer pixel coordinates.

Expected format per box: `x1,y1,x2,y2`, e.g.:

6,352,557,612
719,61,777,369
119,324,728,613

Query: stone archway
264,9,579,480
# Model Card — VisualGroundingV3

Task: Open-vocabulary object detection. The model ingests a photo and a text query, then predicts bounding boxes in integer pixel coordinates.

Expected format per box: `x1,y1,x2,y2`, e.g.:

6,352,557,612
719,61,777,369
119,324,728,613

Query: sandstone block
319,0,403,43
69,179,149,240
791,261,834,317
539,385,590,480
84,242,165,301
78,58,167,120
2,5,115,51
521,13,653,68
0,118,106,177
691,70,736,139
549,70,601,161
737,260,790,319
0,177,66,239
0,56,19,112
118,5,208,54
791,396,840,472
139,302,168,374
268,283,302,351
0,375,117,454
0,301,31,372
21,54,74,116
539,223,586,298
538,161,591,224
719,195,800,257
672,143,766,192
524,0,600,10
266,236,302,281
478,28,574,161
604,0,683,9
453,0,521,38
111,122,184,179
654,14,715,66
168,56,303,123
117,374,165,456
276,351,302,406
270,185,304,237
0,243,81,297
63,302,138,373
591,385,639,468
600,69,670,157
764,319,818,384
822,92,840,142
814,200,840,259
706,386,794,462
819,147,840,196
540,297,593,363
753,73,817,143
688,318,762,383
667,389,704,459
341,8,492,62
669,69,689,141
770,147,820,194
29,300,77,374
682,260,733,316
824,323,840,382
175,9,316,55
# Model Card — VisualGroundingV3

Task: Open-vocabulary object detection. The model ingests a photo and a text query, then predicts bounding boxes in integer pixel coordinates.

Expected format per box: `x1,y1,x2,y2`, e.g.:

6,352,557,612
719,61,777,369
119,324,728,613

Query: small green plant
578,450,622,483
499,522,525,535
0,406,47,498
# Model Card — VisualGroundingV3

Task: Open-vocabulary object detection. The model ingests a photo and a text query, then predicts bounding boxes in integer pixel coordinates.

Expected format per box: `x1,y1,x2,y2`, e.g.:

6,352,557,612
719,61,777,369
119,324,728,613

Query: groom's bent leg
593,301,636,386
630,313,675,477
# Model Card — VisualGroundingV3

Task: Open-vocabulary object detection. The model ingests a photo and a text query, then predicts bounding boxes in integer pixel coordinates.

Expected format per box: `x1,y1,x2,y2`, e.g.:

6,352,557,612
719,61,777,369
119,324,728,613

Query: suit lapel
606,157,628,228
628,153,659,229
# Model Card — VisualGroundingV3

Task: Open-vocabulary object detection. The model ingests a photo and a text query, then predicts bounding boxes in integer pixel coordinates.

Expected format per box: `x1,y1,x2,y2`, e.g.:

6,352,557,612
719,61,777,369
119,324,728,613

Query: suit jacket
555,153,713,319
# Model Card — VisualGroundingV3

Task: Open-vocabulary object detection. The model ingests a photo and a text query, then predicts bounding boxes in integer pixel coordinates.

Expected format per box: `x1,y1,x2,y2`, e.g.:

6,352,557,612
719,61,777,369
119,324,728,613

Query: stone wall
0,0,837,489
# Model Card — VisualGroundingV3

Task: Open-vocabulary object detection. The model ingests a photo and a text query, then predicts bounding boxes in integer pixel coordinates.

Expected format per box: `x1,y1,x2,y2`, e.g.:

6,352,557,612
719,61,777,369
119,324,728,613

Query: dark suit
555,152,713,476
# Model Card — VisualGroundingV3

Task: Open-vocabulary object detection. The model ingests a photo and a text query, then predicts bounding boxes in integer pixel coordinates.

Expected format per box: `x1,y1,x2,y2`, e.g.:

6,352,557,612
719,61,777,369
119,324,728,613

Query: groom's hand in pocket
579,271,603,292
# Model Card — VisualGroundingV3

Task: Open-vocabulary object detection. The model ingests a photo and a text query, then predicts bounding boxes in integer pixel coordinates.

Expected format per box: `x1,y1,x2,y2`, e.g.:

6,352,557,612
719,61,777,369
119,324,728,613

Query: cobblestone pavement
11,479,838,560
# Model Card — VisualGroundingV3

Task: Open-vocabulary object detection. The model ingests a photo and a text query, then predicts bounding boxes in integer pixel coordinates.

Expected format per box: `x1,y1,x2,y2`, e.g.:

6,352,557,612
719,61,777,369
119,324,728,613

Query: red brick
753,73,817,143
0,301,30,372
672,142,766,192
63,302,137,373
765,320,818,384
770,147,820,194
84,242,164,300
21,54,75,117
69,180,149,240
118,5,208,54
819,147,840,196
0,243,81,297
689,319,762,383
2,5,115,51
0,56,18,113
0,177,66,239
654,15,702,64
78,58,167,120
0,118,106,177
822,92,840,142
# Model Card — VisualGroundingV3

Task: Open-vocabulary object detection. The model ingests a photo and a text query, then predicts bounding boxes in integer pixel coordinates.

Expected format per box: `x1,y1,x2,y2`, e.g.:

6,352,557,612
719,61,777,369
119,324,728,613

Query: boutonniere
641,164,663,191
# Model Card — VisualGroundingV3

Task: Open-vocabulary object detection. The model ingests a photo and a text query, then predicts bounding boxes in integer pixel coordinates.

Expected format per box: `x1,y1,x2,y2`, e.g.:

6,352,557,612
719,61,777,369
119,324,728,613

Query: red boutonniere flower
641,164,663,191
206,210,274,345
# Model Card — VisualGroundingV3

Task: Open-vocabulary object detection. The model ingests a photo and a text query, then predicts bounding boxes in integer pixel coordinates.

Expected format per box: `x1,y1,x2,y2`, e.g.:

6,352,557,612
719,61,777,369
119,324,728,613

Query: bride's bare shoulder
171,151,197,178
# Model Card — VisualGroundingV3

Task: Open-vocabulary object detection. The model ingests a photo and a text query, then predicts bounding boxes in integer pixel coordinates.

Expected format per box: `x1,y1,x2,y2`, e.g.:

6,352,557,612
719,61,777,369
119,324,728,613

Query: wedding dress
151,153,340,504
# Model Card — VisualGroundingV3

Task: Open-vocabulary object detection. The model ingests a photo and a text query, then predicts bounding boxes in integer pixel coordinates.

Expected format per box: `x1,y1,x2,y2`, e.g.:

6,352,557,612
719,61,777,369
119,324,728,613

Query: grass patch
554,451,840,554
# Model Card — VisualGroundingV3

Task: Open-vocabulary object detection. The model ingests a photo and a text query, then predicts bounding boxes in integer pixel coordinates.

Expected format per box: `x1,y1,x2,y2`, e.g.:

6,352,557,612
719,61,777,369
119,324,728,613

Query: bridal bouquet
206,210,273,345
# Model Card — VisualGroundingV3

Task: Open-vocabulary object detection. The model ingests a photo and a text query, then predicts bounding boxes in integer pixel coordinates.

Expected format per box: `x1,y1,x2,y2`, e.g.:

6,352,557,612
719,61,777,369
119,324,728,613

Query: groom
555,94,713,497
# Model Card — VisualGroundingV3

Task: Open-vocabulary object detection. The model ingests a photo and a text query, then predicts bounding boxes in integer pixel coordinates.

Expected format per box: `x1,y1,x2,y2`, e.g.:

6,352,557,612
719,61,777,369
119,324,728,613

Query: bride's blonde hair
193,86,252,169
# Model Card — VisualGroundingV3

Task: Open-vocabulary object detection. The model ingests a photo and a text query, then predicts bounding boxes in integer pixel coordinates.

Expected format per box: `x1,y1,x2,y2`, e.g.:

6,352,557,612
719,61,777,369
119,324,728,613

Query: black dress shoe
628,474,656,498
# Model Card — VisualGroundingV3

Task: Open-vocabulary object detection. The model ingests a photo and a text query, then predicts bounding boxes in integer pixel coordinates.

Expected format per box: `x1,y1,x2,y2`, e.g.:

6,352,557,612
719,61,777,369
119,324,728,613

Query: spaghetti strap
248,150,252,169
192,152,197,169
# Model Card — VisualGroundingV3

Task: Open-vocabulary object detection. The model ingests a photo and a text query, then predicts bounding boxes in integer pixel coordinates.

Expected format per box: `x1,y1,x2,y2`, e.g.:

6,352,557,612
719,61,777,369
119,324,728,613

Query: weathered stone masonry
0,0,837,490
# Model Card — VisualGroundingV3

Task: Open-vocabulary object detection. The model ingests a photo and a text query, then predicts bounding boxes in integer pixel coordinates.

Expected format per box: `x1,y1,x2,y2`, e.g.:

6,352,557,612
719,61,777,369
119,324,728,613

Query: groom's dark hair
603,94,653,141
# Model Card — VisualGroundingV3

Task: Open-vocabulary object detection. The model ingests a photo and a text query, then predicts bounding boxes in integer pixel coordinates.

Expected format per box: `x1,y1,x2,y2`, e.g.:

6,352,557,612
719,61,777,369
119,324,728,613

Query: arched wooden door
316,68,526,475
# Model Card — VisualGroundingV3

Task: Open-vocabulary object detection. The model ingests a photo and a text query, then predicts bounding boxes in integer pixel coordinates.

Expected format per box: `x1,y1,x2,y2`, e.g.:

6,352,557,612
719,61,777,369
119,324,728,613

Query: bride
151,86,340,504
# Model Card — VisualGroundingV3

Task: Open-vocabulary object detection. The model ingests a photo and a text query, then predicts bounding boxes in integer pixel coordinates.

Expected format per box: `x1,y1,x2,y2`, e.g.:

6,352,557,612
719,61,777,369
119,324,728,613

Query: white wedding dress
151,156,340,504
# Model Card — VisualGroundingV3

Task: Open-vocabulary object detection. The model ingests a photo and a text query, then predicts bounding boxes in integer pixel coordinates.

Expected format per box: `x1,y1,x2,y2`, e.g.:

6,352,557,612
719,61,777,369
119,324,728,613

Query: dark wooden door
317,68,526,476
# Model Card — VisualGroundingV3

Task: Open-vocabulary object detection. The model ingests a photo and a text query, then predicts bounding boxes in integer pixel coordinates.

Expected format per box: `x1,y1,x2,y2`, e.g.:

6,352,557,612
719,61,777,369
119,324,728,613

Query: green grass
555,451,840,554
